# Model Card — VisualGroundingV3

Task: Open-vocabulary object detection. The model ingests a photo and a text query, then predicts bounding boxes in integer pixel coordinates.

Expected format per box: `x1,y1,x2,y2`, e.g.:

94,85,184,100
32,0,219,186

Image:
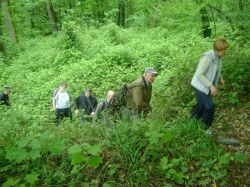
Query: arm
94,101,104,115
52,90,58,111
93,97,98,111
0,94,3,104
196,57,212,88
75,96,80,109
196,57,217,96
220,75,225,87
52,98,56,111
74,96,80,116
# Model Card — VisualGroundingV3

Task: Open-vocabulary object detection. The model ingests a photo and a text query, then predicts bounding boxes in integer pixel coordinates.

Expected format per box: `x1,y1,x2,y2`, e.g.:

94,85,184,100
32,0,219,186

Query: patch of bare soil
213,103,250,186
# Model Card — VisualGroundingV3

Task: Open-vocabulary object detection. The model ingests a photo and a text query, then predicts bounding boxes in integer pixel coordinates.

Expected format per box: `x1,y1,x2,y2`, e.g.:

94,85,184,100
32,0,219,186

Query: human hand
75,109,79,116
209,84,217,96
53,106,56,112
220,78,225,88
149,105,152,112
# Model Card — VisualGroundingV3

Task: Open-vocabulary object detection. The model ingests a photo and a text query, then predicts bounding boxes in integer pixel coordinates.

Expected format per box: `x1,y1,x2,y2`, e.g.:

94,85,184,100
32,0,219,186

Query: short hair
213,38,229,51
60,82,67,87
85,88,92,93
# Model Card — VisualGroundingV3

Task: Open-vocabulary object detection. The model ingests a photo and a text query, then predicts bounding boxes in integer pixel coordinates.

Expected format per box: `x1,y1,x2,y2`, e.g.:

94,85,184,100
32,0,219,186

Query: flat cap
144,67,158,74
3,86,12,91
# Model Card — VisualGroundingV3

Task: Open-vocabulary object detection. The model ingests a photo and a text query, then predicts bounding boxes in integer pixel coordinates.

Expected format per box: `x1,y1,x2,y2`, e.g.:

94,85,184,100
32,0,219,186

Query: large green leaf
87,156,103,167
5,146,29,162
29,148,41,160
30,138,43,149
160,156,169,170
2,178,20,187
16,138,29,148
84,143,101,156
25,173,39,185
71,153,85,165
47,138,66,155
68,144,82,155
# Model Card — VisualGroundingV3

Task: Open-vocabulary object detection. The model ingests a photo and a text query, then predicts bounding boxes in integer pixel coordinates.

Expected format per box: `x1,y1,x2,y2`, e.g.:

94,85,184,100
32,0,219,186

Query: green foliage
25,173,39,185
0,1,249,185
220,41,250,104
47,138,66,155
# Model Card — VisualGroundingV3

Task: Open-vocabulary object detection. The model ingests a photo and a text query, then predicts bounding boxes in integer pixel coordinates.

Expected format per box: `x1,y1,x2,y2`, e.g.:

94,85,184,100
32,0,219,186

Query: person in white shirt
52,82,72,124
191,38,229,134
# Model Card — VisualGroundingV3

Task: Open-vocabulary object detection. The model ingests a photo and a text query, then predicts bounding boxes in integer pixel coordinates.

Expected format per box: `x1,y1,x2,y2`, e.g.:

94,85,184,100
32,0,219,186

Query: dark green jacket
126,76,152,114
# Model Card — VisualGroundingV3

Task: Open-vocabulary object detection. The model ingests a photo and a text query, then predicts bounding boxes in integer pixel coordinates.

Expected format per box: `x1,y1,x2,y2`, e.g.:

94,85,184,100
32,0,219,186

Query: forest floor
213,101,250,186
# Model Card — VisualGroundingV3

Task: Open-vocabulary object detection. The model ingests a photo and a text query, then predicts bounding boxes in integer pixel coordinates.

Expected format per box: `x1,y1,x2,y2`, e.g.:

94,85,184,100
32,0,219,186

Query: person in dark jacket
0,86,12,106
93,90,115,125
75,88,97,122
125,67,158,118
94,90,115,116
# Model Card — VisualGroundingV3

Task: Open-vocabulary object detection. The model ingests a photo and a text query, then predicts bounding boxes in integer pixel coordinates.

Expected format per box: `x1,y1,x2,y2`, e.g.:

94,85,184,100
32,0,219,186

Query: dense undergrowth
0,23,249,186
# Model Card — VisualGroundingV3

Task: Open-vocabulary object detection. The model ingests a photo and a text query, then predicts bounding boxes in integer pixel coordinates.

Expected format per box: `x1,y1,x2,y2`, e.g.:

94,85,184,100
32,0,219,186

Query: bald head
106,90,115,102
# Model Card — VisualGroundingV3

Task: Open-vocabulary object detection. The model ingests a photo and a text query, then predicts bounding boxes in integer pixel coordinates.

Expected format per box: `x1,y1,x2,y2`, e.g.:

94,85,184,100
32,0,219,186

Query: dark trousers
191,87,215,129
55,108,72,124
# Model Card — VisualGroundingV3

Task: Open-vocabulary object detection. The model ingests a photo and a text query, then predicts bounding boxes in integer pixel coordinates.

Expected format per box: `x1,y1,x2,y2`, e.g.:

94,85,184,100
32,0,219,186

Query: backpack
109,84,128,112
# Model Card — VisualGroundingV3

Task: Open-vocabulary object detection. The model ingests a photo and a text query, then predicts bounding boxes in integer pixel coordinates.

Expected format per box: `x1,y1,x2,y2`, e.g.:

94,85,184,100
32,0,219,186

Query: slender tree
30,7,39,29
205,3,236,33
0,0,17,43
238,0,245,32
46,0,58,32
0,11,4,52
195,0,211,38
118,0,125,27
95,0,105,21
200,7,211,38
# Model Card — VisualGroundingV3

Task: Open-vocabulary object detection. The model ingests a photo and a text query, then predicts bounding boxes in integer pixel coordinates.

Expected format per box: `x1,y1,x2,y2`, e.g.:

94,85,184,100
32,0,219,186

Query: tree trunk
0,14,5,52
0,0,17,43
30,8,38,29
200,7,211,38
95,0,105,22
239,0,243,12
46,0,58,32
118,0,125,27
203,3,236,33
238,0,245,31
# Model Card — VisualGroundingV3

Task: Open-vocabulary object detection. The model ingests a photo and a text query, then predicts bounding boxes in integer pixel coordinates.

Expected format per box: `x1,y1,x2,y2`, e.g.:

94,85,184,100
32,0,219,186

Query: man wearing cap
0,86,12,106
75,88,97,122
125,67,158,117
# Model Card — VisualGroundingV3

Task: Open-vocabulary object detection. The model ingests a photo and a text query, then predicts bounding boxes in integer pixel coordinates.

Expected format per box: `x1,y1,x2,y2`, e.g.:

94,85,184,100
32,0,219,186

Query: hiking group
1,38,229,134
51,66,158,125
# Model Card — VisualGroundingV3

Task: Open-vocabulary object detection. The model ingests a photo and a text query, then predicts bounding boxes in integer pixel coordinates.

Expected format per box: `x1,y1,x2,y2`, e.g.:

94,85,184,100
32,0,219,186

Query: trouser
80,116,93,123
92,113,113,126
55,108,72,124
121,107,139,121
191,87,215,129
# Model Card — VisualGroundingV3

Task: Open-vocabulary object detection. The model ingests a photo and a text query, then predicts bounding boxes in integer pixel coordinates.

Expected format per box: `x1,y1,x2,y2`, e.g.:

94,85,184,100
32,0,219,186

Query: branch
204,2,236,32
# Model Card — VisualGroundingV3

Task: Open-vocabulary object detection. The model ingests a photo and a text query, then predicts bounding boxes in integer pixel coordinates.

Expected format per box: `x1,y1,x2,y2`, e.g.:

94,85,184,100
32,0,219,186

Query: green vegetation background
0,0,249,186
